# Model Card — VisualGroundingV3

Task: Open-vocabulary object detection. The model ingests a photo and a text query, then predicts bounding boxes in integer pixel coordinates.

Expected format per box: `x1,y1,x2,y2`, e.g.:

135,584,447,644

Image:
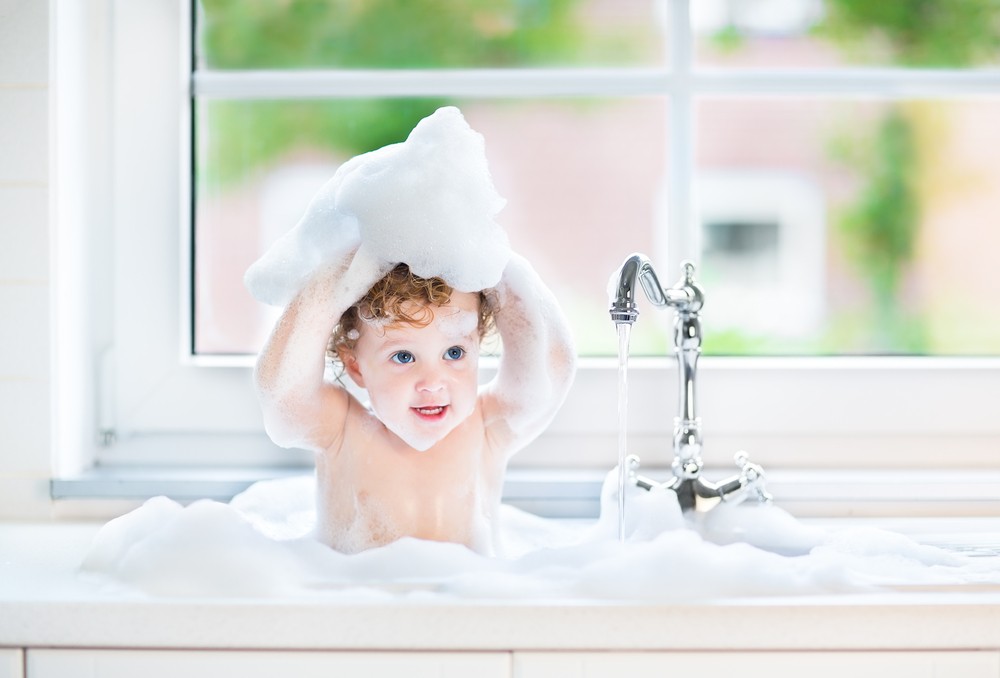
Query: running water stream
616,323,631,543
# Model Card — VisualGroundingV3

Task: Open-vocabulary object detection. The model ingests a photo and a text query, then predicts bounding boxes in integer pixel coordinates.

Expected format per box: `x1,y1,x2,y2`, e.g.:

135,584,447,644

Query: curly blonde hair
328,263,498,366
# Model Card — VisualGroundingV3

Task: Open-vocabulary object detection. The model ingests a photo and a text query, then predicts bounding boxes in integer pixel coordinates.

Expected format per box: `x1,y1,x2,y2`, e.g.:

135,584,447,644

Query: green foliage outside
817,0,1000,67
200,0,587,71
707,0,1000,355
199,98,448,188
823,0,1000,354
829,106,930,353
197,0,592,185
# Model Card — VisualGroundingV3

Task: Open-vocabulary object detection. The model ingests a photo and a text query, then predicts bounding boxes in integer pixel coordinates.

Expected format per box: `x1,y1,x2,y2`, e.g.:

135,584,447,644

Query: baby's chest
345,412,491,485
351,444,483,501
323,450,485,541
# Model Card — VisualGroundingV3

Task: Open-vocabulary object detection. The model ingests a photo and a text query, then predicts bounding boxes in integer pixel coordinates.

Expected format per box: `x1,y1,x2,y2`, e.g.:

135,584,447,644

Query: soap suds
79,472,1000,601
245,107,510,308
435,308,479,340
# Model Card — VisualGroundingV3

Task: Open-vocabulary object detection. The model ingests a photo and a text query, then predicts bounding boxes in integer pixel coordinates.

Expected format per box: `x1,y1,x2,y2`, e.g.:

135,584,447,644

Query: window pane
694,0,1000,69
194,97,668,357
196,0,667,70
697,97,1000,356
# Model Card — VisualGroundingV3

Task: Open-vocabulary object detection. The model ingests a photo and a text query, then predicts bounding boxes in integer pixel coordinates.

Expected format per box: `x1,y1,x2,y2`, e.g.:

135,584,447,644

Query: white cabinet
27,650,510,678
513,651,1000,678
0,650,23,678
24,648,1000,678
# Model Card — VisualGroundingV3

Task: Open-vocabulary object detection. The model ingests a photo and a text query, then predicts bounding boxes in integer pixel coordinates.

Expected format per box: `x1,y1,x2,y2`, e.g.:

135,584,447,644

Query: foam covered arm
484,253,576,457
253,248,388,453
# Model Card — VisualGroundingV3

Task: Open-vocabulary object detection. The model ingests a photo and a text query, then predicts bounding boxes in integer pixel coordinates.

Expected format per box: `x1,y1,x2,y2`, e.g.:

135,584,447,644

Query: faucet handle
681,260,696,284
734,451,773,504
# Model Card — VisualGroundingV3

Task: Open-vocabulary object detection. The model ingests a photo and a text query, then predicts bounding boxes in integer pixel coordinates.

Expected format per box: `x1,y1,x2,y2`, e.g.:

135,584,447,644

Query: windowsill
2,520,1000,652
49,466,1000,519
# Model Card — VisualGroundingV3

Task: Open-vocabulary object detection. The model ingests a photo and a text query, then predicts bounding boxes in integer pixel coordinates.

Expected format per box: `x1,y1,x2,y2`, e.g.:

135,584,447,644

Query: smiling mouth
412,405,448,420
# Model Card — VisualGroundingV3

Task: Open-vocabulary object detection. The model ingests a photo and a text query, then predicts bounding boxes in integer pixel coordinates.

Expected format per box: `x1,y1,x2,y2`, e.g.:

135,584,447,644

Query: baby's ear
340,349,365,388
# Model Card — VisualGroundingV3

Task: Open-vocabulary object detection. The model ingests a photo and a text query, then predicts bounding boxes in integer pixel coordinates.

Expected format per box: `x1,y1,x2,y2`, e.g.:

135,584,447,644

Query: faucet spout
609,253,668,325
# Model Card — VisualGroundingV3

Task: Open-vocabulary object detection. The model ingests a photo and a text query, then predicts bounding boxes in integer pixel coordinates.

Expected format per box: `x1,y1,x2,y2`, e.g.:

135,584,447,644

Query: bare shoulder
315,381,352,453
340,388,376,433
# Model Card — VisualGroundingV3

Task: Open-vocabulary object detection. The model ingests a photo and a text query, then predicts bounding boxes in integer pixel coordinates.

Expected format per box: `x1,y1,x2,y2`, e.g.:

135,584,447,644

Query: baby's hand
244,181,363,308
325,244,395,309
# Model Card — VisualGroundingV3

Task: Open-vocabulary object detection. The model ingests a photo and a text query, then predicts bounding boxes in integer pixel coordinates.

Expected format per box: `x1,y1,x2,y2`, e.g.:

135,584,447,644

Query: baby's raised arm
482,253,576,457
254,248,386,453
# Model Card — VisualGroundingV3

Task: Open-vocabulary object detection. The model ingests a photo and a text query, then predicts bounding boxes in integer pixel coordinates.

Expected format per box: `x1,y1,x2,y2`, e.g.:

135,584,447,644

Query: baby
248,108,576,555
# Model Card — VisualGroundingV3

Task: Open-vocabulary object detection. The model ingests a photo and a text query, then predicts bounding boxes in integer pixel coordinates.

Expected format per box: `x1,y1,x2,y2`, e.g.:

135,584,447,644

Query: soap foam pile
79,473,1000,601
244,106,510,307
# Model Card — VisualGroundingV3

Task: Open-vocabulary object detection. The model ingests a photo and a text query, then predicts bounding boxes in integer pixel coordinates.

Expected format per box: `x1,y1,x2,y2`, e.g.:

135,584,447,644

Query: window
53,0,1000,507
195,1,1000,359
191,1,670,358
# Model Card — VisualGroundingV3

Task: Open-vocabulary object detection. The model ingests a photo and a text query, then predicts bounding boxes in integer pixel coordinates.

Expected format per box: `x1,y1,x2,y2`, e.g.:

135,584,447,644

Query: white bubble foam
245,107,511,308
435,308,479,339
78,471,1000,601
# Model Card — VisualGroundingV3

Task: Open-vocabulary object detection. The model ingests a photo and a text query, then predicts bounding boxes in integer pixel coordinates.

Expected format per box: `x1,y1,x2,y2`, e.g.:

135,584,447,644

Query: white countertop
3,521,1000,652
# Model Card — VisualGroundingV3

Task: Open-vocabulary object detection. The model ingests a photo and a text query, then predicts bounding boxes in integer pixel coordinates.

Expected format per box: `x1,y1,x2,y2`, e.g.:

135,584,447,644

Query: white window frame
52,0,1000,509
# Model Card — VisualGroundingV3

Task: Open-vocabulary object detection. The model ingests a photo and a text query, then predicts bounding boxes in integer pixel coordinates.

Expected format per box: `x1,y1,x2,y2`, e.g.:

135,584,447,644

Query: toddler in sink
246,108,575,555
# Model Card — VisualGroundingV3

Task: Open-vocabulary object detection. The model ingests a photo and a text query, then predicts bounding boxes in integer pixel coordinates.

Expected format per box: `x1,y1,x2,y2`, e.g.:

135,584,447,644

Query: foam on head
435,306,480,340
245,107,511,307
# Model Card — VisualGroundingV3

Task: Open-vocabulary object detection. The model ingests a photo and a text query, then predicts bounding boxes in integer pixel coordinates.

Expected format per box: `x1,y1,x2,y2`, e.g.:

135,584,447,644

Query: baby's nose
415,369,445,392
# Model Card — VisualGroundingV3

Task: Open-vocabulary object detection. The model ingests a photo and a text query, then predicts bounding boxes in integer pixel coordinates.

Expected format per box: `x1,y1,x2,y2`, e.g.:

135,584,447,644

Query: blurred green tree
818,0,1000,67
703,0,1000,354
822,0,1000,352
197,0,590,185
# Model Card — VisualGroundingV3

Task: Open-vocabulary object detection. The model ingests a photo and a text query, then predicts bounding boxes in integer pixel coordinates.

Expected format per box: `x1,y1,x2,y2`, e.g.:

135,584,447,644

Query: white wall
0,0,52,519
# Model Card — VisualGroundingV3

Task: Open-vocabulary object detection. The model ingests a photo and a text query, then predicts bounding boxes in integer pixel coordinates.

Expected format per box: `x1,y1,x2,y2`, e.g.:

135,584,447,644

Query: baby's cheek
454,353,480,373
458,382,481,421
453,396,476,422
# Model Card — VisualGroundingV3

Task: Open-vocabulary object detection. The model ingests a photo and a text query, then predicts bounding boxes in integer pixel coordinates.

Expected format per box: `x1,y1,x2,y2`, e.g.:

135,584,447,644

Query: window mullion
191,68,1000,102
666,0,696,276
691,68,1000,97
191,68,675,100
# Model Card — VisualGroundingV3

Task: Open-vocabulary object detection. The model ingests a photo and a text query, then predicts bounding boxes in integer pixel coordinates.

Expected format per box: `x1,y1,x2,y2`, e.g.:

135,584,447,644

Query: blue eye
444,346,465,361
390,351,415,365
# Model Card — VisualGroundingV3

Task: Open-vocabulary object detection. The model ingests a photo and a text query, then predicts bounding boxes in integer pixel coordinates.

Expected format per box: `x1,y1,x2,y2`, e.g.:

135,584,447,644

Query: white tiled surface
0,478,50,519
0,285,50,379
0,0,48,83
0,0,51,518
0,185,48,281
0,379,50,474
0,90,48,183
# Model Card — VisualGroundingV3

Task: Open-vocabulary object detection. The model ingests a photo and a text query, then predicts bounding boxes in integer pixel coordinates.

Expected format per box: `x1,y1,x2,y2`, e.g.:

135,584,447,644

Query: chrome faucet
610,253,772,512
